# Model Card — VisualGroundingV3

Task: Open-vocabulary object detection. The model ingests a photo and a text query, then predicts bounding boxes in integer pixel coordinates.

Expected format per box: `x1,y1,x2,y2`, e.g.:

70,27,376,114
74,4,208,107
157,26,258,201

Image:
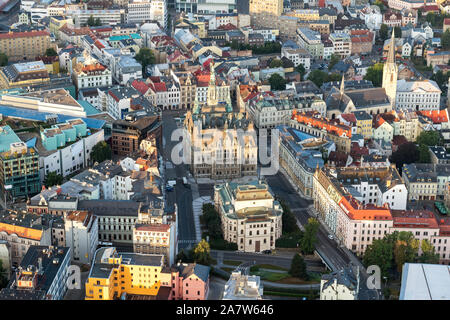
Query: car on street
328,234,334,240
262,250,272,254
165,184,174,192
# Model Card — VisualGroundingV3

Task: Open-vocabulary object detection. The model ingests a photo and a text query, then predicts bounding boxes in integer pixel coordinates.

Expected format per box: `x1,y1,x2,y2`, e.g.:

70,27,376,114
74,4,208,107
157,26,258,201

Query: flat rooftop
400,263,450,300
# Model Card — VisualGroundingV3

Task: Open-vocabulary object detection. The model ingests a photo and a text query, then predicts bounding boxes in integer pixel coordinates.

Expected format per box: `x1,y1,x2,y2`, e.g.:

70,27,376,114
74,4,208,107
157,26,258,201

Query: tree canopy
44,171,63,188
389,142,419,172
135,48,155,74
364,63,384,87
290,253,308,280
363,231,435,279
328,54,340,70
416,131,441,147
268,73,287,91
91,141,112,164
300,218,319,255
45,48,57,57
307,70,329,88
192,239,212,266
379,24,389,41
0,52,8,67
443,30,450,50
295,64,306,80
269,58,283,68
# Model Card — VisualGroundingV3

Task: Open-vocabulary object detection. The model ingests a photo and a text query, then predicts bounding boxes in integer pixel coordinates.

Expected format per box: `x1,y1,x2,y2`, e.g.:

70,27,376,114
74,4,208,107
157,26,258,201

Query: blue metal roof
0,105,105,129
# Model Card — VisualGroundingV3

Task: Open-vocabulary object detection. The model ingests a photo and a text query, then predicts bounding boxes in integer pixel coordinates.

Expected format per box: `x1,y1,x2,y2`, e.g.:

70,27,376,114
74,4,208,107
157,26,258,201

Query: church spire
340,74,345,96
387,29,396,65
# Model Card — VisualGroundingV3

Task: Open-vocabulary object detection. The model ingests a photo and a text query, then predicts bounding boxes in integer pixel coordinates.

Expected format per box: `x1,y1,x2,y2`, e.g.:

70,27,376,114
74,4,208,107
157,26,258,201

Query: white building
64,210,98,264
329,32,352,58
396,79,441,111
127,0,167,28
68,8,123,28
214,180,283,253
39,129,105,181
223,271,264,300
281,47,311,69
400,263,450,300
320,267,360,300
359,5,382,30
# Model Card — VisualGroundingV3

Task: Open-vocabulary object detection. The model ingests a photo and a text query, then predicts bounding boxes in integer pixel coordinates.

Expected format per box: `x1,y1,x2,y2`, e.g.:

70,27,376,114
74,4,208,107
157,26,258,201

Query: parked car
328,234,334,240
262,250,272,254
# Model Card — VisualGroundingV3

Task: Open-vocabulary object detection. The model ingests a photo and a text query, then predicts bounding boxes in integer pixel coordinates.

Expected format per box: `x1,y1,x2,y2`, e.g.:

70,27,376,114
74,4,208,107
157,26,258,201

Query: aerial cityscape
0,0,448,304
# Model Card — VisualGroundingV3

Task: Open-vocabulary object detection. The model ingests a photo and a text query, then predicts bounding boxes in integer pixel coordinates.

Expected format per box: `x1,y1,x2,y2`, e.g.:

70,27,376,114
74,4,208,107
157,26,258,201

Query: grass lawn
254,264,289,271
252,271,290,282
223,260,242,266
274,277,320,285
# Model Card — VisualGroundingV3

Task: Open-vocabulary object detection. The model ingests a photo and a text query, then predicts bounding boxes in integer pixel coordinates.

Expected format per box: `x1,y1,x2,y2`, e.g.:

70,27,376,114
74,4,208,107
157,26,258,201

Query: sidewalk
191,180,213,243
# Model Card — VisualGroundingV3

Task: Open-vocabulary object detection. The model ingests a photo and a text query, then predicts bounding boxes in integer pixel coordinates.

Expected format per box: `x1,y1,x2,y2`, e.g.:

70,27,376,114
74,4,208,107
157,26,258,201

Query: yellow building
0,61,50,89
249,0,283,16
0,30,52,62
49,16,73,38
354,110,373,139
285,9,320,21
85,247,171,300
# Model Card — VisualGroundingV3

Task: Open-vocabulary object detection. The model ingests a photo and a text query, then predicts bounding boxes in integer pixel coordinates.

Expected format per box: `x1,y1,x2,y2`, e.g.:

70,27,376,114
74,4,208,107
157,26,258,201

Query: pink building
165,263,210,300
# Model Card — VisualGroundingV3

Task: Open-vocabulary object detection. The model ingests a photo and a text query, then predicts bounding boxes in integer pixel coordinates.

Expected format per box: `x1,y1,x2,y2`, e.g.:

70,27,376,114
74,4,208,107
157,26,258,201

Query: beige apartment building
214,180,283,252
249,0,283,28
0,30,52,62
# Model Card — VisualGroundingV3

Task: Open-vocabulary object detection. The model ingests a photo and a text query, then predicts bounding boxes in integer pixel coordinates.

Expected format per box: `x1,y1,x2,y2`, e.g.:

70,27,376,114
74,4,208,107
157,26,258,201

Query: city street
162,110,197,250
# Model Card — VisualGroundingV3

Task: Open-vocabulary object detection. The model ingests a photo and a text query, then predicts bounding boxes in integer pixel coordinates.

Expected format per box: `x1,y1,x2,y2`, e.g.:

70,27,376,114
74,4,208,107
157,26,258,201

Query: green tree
0,260,8,289
135,47,155,74
94,18,102,26
363,238,394,278
200,203,223,240
289,253,308,280
268,73,287,91
393,232,419,273
192,239,212,266
0,52,7,66
328,73,342,82
364,63,384,87
300,218,319,255
328,54,340,70
45,48,57,57
431,70,450,91
87,15,96,27
176,249,193,263
91,141,112,164
379,24,389,41
389,142,419,172
418,239,440,264
418,143,431,163
443,30,450,50
44,171,63,187
394,26,402,38
374,0,385,13
269,58,283,68
295,63,306,80
277,199,300,234
416,131,441,146
307,69,329,88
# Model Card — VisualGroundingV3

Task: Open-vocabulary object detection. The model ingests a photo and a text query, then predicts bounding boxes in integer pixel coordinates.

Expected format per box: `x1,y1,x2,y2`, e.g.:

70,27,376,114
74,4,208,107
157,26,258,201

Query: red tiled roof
153,82,166,92
391,210,439,229
445,18,450,25
340,113,356,124
417,109,449,124
0,30,49,39
132,80,150,95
